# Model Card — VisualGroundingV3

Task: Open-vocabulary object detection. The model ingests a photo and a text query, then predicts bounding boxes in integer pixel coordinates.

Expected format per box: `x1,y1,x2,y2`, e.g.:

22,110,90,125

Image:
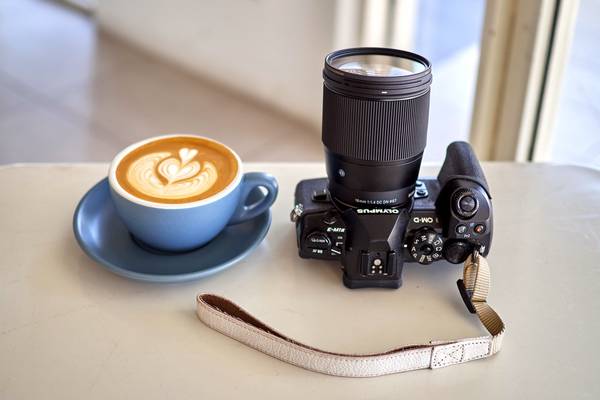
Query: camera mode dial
409,228,443,265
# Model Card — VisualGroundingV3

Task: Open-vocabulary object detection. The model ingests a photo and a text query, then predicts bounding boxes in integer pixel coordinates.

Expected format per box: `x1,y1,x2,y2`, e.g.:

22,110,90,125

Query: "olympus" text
356,209,399,214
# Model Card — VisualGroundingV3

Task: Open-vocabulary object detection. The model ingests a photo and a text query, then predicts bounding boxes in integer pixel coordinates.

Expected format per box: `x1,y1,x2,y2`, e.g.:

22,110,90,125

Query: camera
290,48,493,289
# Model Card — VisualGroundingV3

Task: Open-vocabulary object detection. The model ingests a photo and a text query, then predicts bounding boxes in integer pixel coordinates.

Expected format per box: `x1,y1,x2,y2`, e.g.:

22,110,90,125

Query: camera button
456,224,467,234
311,189,329,202
421,244,434,255
306,232,331,250
453,190,479,218
459,195,477,212
322,214,337,225
474,224,486,234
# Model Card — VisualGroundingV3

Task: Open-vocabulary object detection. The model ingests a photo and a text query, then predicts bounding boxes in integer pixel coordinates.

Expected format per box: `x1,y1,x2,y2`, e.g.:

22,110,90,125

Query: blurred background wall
1,0,598,168
94,0,485,162
0,0,486,164
97,0,336,130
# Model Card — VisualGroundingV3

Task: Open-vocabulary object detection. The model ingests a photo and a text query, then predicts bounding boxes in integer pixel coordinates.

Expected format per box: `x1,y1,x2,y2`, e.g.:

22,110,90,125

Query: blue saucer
73,178,272,283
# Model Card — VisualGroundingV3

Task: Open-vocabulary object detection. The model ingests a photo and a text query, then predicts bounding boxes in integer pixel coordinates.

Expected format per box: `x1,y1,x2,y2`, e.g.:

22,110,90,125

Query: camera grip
437,141,490,196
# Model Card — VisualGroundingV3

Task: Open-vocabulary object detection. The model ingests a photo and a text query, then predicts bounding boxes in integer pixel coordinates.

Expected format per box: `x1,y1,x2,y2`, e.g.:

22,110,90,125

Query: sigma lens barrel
322,48,432,207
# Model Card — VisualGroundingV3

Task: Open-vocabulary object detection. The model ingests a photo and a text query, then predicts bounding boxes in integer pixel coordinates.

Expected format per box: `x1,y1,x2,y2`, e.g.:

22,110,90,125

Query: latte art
115,136,239,204
127,148,218,201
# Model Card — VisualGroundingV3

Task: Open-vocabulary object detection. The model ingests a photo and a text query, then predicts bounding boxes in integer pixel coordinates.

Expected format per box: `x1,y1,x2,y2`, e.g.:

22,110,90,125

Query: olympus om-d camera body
291,48,493,289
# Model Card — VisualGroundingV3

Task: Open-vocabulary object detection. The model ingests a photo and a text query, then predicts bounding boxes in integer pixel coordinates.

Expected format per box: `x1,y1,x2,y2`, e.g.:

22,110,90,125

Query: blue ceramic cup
108,135,278,252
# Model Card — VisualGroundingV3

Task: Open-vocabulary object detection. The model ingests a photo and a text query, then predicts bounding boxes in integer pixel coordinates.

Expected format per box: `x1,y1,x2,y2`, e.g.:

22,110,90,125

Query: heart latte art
128,147,217,200
115,137,238,204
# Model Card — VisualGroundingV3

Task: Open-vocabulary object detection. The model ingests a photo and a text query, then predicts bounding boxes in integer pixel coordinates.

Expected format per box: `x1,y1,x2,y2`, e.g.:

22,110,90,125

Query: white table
1,163,599,399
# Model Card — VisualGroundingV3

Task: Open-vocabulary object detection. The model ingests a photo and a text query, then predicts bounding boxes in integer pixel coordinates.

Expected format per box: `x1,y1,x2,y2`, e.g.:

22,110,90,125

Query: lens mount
324,47,432,99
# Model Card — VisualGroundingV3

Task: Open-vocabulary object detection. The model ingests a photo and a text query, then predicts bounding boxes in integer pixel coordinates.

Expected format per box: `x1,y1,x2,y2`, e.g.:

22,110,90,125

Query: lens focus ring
322,86,429,162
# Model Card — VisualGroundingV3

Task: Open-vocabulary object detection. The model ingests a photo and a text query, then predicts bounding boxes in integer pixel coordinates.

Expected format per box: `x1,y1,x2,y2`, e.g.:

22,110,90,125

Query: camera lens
322,48,432,207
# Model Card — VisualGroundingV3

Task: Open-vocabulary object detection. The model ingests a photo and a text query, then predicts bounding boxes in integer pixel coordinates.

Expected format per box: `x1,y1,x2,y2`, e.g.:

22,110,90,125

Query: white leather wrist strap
196,252,505,377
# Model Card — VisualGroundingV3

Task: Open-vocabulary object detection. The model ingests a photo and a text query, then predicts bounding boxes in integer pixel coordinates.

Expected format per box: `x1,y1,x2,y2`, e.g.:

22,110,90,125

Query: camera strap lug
195,251,505,377
289,204,303,222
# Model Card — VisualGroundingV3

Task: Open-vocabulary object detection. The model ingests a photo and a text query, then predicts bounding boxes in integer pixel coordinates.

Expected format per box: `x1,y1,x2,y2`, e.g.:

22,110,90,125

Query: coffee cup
108,134,278,252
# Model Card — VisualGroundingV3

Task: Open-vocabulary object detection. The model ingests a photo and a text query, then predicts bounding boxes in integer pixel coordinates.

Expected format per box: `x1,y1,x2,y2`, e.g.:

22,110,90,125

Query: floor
0,0,323,164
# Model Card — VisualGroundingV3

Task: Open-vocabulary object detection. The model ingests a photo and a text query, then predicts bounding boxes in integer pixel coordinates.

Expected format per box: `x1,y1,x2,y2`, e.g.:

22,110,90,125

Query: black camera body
292,48,494,289
292,142,493,289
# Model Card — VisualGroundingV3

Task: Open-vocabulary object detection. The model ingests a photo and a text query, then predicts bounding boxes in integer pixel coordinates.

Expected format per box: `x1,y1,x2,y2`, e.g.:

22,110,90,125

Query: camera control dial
453,189,479,219
306,232,331,250
443,240,473,264
409,228,443,265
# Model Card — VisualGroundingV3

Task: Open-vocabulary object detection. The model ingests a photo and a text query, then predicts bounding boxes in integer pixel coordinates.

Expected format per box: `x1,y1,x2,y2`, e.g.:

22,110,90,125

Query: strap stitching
199,300,493,363
195,251,504,377
200,304,431,377
199,302,432,362
198,298,500,375
432,345,463,367
463,341,492,362
198,301,433,375
431,341,491,367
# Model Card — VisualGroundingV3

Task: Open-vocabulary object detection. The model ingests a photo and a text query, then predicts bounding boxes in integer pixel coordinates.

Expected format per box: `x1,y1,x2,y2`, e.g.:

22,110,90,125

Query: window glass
549,0,600,168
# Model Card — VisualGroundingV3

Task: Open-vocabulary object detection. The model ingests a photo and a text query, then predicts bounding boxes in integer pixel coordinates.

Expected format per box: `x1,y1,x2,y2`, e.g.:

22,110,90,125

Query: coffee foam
115,136,238,204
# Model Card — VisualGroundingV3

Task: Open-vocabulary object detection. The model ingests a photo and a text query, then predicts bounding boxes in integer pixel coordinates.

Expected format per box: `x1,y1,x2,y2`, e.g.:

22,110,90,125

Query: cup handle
228,172,278,225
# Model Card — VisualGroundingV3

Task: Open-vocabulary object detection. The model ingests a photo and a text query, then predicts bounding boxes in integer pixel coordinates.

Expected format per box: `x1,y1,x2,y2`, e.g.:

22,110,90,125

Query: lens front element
330,54,427,77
